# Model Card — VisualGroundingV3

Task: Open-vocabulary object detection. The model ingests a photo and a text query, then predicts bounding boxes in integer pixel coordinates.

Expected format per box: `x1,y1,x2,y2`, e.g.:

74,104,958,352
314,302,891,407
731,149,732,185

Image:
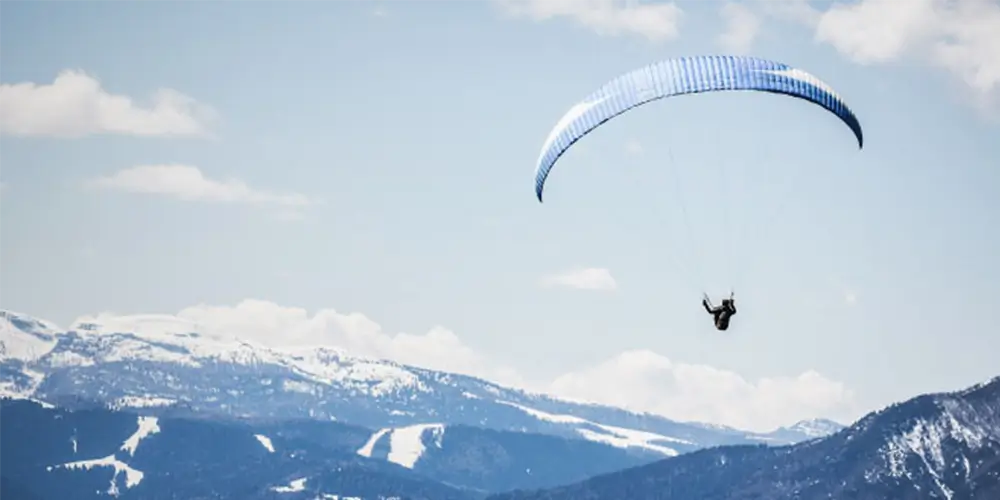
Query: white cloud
0,70,215,138
742,0,1000,105
540,267,619,291
717,2,760,53
76,299,858,431
813,0,1000,106
84,164,314,208
496,0,683,42
814,0,939,64
548,349,859,431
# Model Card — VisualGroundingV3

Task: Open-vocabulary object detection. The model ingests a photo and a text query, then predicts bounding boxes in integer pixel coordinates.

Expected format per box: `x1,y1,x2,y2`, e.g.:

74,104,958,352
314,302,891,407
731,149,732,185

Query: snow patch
255,434,275,453
47,416,157,496
357,428,391,458
355,424,445,469
387,423,444,468
272,477,308,493
497,401,587,424
498,400,688,456
48,455,144,497
577,425,680,457
121,416,161,457
35,398,55,408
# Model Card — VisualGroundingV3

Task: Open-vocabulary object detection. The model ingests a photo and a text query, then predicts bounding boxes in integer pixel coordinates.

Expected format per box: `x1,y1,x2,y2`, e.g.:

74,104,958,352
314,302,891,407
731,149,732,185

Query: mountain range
0,309,838,453
3,308,997,499
5,375,999,499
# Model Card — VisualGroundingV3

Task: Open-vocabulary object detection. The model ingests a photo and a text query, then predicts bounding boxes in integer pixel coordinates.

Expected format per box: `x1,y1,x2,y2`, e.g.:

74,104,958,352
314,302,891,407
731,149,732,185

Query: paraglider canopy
533,55,864,202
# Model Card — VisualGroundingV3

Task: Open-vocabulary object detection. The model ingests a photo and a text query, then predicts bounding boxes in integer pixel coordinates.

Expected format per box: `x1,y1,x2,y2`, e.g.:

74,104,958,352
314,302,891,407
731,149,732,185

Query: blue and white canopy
534,55,865,202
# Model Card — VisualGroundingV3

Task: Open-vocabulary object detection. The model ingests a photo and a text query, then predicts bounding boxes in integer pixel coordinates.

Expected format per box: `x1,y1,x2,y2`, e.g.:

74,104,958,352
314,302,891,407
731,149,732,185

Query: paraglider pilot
703,292,736,331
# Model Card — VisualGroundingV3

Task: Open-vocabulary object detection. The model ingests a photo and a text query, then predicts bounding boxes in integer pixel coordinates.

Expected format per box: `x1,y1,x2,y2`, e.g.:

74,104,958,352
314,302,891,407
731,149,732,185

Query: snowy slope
0,310,60,360
0,309,837,455
0,310,60,401
1,398,472,500
357,423,447,469
46,416,159,497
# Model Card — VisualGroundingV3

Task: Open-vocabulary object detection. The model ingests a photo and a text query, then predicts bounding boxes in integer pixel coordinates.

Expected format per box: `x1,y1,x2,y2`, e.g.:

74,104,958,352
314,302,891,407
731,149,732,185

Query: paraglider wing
534,55,864,202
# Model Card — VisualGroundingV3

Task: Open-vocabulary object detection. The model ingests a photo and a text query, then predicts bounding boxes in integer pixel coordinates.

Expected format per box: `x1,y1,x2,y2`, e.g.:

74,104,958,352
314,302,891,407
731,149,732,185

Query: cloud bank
814,0,1000,106
0,70,215,138
74,299,860,432
549,349,857,432
501,0,1000,109
722,0,1000,104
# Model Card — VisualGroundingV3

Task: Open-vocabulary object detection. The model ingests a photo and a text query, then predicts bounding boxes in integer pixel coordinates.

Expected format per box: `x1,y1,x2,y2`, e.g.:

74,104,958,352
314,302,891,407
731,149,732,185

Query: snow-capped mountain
0,309,836,459
752,417,846,444
489,375,1000,500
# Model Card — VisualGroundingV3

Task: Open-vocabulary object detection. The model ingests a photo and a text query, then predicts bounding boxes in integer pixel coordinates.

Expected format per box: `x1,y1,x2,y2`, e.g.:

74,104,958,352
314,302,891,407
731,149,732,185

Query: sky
1,0,999,433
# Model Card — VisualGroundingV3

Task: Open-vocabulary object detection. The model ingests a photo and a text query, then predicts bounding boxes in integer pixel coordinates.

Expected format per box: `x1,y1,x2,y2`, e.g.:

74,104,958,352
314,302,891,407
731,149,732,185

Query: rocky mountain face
488,376,1000,500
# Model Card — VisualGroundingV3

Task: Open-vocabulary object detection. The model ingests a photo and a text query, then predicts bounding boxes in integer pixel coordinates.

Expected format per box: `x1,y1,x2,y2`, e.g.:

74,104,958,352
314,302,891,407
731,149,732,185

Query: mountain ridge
0,308,842,454
0,397,475,500
488,374,1000,500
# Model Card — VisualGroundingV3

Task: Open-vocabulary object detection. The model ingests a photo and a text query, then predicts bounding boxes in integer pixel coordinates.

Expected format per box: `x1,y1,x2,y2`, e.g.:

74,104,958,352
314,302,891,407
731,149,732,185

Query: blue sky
2,0,999,432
